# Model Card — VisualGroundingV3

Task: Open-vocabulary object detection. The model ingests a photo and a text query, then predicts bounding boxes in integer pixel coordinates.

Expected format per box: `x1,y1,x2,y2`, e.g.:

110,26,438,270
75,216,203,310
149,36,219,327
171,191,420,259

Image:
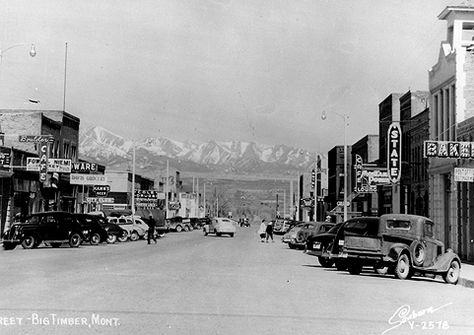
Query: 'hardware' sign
387,123,402,184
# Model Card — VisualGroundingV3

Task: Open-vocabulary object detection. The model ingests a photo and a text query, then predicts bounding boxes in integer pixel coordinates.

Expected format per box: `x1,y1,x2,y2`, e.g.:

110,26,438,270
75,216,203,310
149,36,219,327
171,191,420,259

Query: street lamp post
0,43,36,63
322,111,348,222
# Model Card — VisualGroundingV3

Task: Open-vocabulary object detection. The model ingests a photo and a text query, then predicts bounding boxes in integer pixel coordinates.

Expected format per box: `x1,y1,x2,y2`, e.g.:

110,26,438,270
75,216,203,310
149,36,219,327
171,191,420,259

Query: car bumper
2,239,20,244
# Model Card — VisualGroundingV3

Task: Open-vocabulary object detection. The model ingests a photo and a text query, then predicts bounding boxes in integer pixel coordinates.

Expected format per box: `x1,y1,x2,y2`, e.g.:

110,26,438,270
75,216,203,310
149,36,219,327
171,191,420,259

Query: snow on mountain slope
79,126,319,174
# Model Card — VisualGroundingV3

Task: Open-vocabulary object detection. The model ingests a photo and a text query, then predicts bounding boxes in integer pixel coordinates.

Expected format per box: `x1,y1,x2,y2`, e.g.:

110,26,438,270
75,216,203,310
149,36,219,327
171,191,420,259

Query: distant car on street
166,216,193,232
203,217,237,237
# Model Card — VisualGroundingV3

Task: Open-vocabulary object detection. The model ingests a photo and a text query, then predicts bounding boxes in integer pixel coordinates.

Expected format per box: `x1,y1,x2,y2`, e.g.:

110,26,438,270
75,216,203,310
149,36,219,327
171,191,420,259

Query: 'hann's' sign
387,122,402,184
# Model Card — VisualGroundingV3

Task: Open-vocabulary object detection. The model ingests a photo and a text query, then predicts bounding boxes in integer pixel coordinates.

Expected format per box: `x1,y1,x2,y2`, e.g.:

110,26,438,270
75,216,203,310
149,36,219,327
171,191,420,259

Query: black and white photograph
1,0,474,334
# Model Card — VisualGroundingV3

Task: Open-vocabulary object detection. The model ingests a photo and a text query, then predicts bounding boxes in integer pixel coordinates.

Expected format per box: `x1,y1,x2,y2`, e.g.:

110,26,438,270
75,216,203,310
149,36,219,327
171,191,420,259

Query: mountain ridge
79,126,320,177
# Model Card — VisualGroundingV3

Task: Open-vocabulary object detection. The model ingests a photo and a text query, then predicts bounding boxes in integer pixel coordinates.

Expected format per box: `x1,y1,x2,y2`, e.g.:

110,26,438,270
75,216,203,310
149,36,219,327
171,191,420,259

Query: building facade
0,109,80,231
428,6,474,260
351,134,379,216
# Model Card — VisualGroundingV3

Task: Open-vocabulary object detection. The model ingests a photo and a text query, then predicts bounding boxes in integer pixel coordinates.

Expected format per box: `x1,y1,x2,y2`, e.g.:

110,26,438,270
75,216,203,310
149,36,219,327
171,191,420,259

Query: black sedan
74,214,126,244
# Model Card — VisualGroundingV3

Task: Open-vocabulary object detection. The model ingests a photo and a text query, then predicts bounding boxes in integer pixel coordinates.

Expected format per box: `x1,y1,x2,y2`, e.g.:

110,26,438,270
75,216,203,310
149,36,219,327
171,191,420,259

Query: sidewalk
460,262,474,288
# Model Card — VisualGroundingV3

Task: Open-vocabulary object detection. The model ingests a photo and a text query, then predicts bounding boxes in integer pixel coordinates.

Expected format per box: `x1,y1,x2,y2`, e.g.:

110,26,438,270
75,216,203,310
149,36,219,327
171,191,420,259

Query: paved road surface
0,225,473,335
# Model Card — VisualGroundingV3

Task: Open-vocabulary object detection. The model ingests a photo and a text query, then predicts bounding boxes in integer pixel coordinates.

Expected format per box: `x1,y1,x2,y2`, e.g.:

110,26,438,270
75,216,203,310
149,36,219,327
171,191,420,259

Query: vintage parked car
73,214,109,245
327,217,380,271
86,212,128,243
273,219,300,235
297,222,335,250
282,222,327,249
78,213,127,244
107,216,148,241
203,217,236,237
305,222,345,268
338,214,461,284
166,216,192,232
2,211,85,250
281,222,306,248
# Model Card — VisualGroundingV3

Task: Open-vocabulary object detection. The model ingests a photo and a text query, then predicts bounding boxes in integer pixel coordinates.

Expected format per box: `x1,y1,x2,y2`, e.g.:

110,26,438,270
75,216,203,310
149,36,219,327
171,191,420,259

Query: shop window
462,22,474,42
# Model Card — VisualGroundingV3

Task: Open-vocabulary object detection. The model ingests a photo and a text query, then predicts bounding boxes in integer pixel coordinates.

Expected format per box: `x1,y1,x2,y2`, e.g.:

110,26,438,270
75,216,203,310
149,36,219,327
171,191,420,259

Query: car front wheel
347,262,362,275
118,232,128,242
69,233,82,248
443,260,460,285
90,233,101,245
318,256,333,268
175,225,182,232
107,233,117,244
21,236,36,249
335,260,347,271
395,253,411,280
130,231,139,241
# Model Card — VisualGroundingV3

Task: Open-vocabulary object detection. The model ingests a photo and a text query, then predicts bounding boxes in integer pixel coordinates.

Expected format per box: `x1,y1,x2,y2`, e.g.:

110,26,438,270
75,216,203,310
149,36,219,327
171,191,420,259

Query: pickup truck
338,214,461,284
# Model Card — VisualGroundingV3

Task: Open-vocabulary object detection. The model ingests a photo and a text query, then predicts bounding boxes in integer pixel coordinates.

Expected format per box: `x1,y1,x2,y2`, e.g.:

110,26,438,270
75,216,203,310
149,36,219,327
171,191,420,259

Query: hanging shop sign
18,135,54,143
27,158,71,173
387,123,402,184
355,168,391,193
93,185,110,197
454,168,474,182
70,173,107,185
37,144,49,182
300,197,314,208
135,190,160,199
86,197,114,204
71,162,98,173
424,140,474,159
168,201,181,210
0,151,11,167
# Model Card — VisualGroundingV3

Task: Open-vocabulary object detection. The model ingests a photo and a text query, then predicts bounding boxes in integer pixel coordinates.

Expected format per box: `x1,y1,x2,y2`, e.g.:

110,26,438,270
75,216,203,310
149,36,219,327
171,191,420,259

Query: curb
459,277,474,289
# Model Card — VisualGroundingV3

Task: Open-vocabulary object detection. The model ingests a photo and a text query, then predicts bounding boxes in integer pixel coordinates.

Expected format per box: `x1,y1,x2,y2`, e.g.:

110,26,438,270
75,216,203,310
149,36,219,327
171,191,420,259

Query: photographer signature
381,302,452,335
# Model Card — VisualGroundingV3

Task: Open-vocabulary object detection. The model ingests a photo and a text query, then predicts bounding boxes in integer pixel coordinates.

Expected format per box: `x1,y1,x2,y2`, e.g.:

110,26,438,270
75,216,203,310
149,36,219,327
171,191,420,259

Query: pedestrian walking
258,219,267,242
147,215,157,244
265,220,274,243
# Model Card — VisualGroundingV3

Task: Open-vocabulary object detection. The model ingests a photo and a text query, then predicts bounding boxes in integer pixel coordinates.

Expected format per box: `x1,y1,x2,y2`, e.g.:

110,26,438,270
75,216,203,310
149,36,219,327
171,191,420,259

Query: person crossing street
147,214,157,244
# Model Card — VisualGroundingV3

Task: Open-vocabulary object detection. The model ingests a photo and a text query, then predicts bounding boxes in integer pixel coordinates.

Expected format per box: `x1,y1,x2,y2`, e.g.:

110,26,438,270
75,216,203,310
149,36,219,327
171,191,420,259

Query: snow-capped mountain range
79,126,319,177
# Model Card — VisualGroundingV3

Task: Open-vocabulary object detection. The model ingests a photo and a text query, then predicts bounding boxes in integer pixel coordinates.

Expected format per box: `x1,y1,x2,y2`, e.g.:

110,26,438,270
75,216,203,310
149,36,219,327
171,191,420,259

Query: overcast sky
0,0,459,153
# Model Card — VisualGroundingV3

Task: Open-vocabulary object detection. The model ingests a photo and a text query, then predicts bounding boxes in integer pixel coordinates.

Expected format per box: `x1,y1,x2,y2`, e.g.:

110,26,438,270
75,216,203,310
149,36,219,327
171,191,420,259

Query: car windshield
327,222,343,234
24,216,40,225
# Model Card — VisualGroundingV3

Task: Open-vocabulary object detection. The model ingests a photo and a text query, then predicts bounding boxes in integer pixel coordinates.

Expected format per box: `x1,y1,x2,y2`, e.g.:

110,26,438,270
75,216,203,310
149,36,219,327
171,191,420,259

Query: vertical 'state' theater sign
387,123,401,184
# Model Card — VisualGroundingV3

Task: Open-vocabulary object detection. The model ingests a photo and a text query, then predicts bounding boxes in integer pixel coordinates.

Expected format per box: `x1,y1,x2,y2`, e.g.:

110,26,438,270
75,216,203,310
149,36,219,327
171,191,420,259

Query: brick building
428,5,474,261
0,109,80,231
350,134,379,216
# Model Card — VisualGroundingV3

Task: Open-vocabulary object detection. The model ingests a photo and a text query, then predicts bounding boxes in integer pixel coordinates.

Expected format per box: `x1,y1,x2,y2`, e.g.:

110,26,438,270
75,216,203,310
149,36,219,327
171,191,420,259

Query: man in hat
147,214,157,244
